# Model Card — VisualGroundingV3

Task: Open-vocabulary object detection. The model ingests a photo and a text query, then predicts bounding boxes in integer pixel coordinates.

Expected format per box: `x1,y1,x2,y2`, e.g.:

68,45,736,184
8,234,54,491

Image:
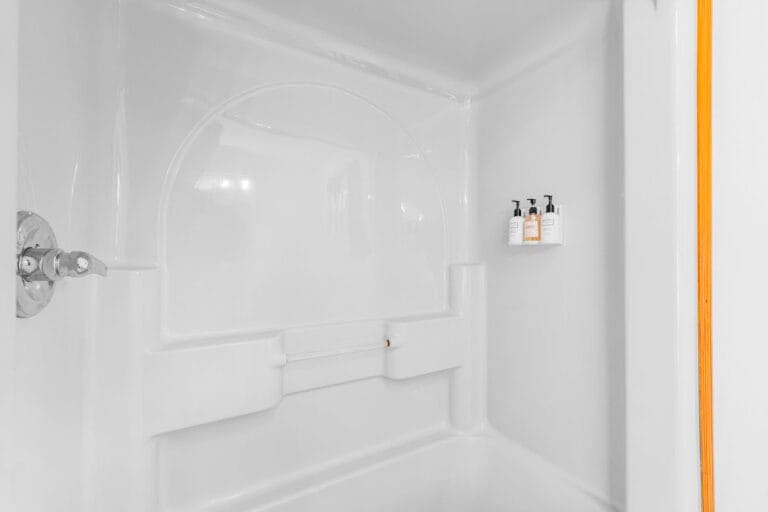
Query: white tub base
210,430,614,512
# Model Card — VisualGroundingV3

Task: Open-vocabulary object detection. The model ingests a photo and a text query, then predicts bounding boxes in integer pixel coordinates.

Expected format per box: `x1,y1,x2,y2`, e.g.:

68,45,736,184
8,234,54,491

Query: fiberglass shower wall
9,0,634,510
477,5,625,506
16,0,473,510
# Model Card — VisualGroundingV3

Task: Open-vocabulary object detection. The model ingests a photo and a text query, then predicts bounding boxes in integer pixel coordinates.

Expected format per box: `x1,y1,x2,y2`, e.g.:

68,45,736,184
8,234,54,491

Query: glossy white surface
478,9,624,506
241,433,611,512
623,1,700,510
163,84,446,334
713,2,768,510
13,1,94,509
5,0,640,511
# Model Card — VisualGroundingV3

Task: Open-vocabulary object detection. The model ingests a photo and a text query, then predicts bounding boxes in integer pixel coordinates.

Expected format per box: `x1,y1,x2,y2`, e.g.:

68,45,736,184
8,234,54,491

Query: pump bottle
523,198,541,244
508,200,524,245
541,194,561,244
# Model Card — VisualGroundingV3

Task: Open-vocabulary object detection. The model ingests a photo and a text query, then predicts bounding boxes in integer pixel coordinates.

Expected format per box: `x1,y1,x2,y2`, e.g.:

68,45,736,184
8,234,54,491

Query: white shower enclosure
0,1,700,511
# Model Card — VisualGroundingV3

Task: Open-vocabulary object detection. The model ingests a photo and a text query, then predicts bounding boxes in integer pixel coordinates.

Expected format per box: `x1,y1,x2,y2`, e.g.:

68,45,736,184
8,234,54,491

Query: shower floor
215,431,612,512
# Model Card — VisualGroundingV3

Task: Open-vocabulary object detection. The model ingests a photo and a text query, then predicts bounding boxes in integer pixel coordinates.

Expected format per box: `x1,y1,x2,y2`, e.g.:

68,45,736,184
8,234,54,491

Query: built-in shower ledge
143,312,465,436
143,265,485,436
187,427,617,512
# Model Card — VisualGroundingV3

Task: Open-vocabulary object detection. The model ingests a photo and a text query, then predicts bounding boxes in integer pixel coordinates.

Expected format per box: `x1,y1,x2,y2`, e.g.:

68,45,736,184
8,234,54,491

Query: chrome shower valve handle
18,248,108,282
61,250,108,277
15,211,108,318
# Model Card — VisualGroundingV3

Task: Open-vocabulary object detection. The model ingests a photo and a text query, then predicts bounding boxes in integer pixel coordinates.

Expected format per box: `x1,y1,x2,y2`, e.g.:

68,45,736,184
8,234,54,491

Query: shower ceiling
174,0,612,95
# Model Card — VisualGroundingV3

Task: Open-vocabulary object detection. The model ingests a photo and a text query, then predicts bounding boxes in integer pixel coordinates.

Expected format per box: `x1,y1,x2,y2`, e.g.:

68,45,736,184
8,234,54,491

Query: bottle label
524,220,539,239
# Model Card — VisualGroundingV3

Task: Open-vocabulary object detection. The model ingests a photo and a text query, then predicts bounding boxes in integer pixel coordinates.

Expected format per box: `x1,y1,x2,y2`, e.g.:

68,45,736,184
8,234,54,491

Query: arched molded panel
163,84,447,335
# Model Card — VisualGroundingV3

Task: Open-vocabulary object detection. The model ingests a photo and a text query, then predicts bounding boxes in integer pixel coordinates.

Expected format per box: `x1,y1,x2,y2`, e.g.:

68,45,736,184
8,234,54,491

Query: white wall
13,1,101,510
476,9,625,508
117,17,471,511
713,2,768,509
623,1,700,511
15,1,475,510
13,1,637,510
0,1,18,509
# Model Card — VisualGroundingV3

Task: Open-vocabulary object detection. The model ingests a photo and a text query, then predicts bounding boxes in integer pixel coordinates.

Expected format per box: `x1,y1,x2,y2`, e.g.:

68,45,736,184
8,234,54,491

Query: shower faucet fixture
18,248,107,282
15,211,107,318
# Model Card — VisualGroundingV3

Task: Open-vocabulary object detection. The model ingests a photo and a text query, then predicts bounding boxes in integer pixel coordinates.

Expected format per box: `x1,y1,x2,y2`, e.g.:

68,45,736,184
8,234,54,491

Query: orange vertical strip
697,0,714,510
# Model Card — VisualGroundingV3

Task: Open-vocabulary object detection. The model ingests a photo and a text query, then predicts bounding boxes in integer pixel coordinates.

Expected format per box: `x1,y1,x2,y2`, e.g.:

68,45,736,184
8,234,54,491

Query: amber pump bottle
523,198,541,244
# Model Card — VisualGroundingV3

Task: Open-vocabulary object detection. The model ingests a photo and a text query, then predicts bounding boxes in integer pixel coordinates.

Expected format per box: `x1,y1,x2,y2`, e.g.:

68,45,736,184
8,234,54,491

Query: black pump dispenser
512,200,522,217
544,195,555,213
527,198,538,215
